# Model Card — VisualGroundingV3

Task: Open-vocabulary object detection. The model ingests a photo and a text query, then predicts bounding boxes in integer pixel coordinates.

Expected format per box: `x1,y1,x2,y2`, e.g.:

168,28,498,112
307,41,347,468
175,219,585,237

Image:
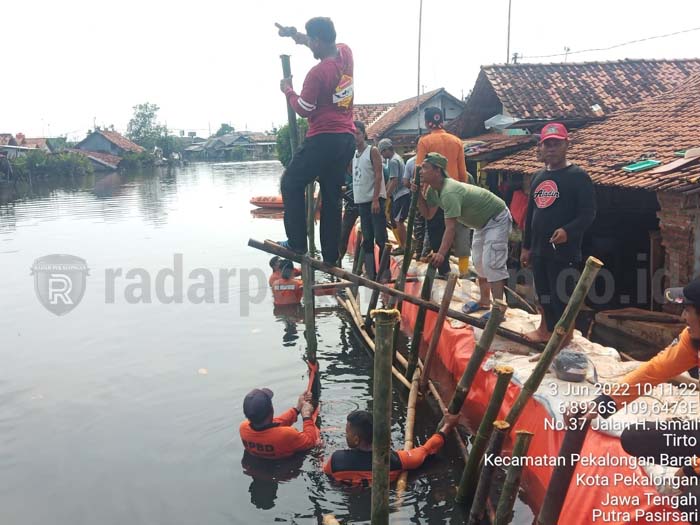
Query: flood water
0,161,494,525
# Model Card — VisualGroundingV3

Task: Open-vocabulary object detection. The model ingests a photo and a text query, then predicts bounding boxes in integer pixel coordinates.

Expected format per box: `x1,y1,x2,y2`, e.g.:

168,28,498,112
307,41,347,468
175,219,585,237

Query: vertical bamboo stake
446,300,507,417
493,431,534,525
391,169,421,305
506,256,603,427
396,368,421,496
306,182,316,255
280,55,298,153
455,366,514,505
365,244,393,327
419,273,458,391
281,55,314,253
370,308,400,525
405,265,436,381
467,421,511,524
351,229,363,273
302,256,317,363
537,417,591,525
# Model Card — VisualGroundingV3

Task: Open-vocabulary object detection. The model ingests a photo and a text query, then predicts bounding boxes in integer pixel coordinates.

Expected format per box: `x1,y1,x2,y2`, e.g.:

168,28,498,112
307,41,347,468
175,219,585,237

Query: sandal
462,301,488,314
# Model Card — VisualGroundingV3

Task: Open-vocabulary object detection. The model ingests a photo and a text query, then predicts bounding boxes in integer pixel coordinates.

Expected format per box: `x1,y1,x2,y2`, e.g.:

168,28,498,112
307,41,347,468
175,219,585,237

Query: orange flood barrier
346,227,688,525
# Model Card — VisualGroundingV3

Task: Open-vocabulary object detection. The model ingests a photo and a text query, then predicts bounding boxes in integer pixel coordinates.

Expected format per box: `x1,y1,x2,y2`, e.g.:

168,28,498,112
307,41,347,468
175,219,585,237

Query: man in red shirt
323,409,459,486
240,387,319,459
277,18,356,265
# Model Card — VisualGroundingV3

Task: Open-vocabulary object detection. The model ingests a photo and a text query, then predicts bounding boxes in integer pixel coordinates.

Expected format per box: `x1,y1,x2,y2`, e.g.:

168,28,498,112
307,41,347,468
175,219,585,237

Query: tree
213,123,235,137
126,102,167,152
276,118,309,167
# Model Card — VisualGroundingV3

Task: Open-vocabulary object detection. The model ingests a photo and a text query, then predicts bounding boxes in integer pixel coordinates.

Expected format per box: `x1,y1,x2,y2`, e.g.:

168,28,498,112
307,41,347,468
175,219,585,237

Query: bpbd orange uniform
240,406,319,459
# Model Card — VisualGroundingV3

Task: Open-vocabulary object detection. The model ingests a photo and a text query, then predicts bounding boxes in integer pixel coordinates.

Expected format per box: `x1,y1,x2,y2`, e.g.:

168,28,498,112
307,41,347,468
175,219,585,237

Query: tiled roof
484,74,700,193
462,133,536,158
21,138,49,149
482,58,700,121
68,149,122,170
97,130,145,153
366,88,445,139
353,103,394,129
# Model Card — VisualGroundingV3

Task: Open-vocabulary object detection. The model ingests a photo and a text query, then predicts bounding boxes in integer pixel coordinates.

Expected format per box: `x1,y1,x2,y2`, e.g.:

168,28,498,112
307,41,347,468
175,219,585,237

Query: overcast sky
4,0,699,140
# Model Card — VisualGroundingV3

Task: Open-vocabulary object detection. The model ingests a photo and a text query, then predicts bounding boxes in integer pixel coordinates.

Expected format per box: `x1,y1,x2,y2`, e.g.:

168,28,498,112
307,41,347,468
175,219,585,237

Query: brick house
484,74,700,310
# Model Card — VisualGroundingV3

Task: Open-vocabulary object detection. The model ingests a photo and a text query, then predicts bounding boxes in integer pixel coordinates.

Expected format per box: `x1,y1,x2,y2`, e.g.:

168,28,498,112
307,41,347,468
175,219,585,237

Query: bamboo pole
405,264,436,380
426,380,469,463
370,308,399,525
467,421,511,525
396,368,421,495
365,245,393,327
493,431,534,525
390,170,421,309
306,182,316,255
337,296,412,390
312,277,418,292
537,417,591,525
301,257,318,363
351,229,363,274
250,238,546,350
420,273,458,391
505,256,603,427
446,300,507,418
280,56,299,153
456,365,514,506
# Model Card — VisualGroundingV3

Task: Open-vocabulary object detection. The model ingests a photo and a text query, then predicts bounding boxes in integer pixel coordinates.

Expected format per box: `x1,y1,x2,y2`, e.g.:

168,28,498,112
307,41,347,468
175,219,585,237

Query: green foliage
213,123,235,137
11,151,93,178
126,102,167,151
120,151,156,170
276,118,308,167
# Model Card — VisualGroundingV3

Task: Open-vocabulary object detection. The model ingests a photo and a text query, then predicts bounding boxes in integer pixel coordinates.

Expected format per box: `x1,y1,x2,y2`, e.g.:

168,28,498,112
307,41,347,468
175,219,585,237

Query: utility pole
564,46,571,62
506,0,512,64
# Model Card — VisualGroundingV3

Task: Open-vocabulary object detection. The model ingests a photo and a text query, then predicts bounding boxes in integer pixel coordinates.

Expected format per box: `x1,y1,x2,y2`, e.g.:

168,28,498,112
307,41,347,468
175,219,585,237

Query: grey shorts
472,208,512,282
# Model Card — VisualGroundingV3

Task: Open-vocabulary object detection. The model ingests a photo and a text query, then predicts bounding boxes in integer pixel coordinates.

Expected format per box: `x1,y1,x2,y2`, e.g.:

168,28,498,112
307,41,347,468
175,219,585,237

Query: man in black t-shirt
520,123,596,344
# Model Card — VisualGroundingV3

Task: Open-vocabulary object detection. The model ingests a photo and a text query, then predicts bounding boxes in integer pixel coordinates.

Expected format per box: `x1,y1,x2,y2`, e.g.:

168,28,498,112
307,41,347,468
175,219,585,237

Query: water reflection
241,453,305,510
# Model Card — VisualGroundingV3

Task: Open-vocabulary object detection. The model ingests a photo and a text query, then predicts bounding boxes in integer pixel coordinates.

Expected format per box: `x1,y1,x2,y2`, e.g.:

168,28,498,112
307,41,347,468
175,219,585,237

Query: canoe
250,195,284,209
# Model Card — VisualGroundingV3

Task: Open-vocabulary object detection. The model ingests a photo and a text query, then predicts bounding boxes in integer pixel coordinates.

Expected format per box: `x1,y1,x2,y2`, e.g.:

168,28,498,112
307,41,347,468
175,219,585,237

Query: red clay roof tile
484,74,700,193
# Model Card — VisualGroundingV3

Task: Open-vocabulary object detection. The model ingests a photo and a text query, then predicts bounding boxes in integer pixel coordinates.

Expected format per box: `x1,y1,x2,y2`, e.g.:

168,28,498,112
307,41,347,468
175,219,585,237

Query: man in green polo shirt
414,152,512,315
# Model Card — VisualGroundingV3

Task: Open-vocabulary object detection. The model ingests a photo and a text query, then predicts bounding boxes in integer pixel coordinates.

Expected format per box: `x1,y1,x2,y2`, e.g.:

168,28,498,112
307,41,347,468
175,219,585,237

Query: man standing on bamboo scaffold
414,152,512,319
276,17,356,265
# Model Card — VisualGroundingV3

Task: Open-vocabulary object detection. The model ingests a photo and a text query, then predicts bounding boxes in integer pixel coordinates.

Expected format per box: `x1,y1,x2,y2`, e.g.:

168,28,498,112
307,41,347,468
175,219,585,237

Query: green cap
424,152,448,174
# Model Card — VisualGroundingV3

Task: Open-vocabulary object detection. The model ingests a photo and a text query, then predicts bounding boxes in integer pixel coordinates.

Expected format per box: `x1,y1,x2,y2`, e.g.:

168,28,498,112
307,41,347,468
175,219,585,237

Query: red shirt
323,433,445,486
240,407,320,459
272,277,303,305
284,43,355,137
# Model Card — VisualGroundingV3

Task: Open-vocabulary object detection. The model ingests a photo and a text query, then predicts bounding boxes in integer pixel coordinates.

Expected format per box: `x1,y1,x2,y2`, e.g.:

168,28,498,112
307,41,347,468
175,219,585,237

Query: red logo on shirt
533,180,560,209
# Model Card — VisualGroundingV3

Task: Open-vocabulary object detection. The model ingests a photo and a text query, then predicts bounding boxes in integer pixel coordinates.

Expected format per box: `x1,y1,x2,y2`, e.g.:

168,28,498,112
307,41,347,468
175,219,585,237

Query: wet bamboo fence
249,237,604,524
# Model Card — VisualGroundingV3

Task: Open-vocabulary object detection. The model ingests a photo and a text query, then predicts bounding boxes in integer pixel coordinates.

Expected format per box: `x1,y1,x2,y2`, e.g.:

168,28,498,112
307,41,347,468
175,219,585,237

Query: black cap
243,388,274,423
665,277,700,306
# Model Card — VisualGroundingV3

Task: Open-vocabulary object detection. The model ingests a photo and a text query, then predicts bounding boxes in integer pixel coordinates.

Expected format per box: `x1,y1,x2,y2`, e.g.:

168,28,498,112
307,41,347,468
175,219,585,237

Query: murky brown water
0,161,530,525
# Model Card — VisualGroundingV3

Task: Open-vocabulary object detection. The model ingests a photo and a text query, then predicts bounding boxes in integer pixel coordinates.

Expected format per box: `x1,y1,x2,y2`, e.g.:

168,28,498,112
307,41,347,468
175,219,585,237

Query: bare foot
522,328,551,344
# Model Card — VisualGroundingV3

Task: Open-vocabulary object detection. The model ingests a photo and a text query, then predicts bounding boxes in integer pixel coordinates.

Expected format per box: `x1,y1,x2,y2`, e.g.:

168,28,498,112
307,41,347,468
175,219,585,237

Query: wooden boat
250,195,285,209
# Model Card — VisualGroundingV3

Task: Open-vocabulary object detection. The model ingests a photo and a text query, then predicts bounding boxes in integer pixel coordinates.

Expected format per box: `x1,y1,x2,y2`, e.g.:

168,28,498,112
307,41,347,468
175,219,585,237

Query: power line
518,25,700,61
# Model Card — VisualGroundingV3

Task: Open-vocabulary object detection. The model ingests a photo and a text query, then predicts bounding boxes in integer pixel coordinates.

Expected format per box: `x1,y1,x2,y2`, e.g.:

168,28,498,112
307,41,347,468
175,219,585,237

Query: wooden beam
249,238,545,351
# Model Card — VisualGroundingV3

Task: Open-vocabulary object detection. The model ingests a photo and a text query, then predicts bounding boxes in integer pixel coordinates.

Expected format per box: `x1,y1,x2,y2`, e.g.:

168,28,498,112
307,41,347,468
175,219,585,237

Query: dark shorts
391,193,411,222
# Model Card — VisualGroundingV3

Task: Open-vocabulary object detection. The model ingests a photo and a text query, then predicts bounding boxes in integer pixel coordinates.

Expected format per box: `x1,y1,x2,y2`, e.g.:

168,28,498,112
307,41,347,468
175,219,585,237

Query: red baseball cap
539,122,568,142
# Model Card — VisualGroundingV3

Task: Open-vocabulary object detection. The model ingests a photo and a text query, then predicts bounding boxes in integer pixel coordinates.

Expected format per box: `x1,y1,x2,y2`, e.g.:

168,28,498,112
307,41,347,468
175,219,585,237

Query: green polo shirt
426,177,506,229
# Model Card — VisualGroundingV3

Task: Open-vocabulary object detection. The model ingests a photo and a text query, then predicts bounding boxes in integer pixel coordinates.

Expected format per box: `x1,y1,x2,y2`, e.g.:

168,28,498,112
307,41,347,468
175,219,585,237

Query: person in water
239,383,319,460
323,409,459,486
268,256,301,286
271,260,304,306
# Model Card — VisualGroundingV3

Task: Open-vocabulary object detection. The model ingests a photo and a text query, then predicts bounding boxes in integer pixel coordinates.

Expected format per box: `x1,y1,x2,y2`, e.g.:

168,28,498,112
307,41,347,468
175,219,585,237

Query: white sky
4,0,699,140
